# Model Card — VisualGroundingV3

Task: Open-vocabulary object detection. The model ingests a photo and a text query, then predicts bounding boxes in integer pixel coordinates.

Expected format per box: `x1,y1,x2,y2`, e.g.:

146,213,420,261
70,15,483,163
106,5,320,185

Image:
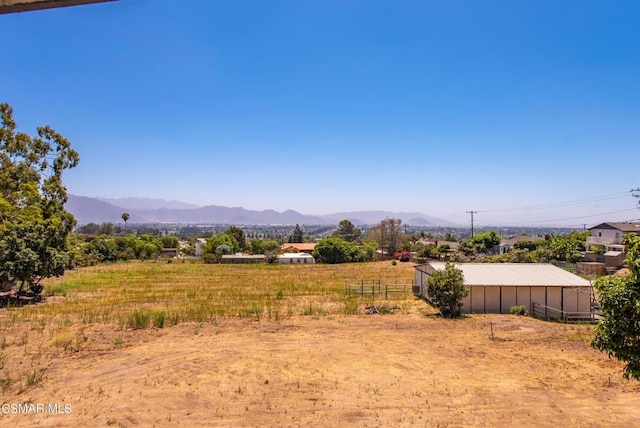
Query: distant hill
66,195,146,225
133,205,330,225
96,197,200,211
322,211,456,227
65,195,456,226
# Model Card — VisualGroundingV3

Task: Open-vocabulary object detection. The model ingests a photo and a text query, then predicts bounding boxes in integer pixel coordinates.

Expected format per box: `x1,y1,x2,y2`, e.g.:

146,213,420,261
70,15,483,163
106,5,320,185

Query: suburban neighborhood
2,0,640,426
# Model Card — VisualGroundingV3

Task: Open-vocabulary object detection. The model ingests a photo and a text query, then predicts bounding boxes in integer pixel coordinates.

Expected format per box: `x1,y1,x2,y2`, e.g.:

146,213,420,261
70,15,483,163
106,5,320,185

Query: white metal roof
424,262,591,287
279,253,314,258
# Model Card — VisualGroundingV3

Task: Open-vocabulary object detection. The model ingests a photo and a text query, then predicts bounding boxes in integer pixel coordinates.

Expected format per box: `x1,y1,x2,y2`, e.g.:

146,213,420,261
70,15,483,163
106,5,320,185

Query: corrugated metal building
278,253,314,264
415,262,592,316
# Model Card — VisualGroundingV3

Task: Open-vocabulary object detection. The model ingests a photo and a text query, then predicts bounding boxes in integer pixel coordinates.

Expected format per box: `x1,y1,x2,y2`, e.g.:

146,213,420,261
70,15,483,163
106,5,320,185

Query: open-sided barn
415,262,593,318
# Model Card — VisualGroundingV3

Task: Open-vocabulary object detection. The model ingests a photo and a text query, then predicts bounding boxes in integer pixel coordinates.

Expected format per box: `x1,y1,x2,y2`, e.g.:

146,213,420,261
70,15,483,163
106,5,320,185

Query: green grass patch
3,261,414,327
125,309,151,329
45,283,67,297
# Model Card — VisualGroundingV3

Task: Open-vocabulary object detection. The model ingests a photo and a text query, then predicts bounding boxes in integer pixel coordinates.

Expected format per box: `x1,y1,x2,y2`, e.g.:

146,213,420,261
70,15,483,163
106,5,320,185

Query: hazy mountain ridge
66,196,147,225
66,195,456,226
96,197,200,211
322,211,454,226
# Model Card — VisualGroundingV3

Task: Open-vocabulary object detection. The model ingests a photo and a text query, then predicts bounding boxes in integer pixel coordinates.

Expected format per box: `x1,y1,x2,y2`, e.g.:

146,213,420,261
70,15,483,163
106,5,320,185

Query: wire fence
345,279,416,300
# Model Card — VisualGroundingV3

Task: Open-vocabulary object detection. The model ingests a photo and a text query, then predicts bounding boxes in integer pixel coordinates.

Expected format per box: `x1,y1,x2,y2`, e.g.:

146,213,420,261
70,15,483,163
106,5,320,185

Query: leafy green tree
464,230,500,254
547,235,581,262
226,226,247,251
160,235,180,248
513,240,544,251
77,223,100,235
136,234,163,260
361,241,377,261
592,234,640,379
418,243,439,259
249,238,280,255
202,233,239,263
289,224,304,243
332,220,361,242
426,263,468,318
0,102,79,298
457,240,474,257
86,235,118,262
97,222,115,236
313,237,364,264
566,230,590,251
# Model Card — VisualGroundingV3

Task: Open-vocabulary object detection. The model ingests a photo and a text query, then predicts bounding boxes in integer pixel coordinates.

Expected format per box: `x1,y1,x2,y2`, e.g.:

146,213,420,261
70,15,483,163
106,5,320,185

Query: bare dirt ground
2,301,639,427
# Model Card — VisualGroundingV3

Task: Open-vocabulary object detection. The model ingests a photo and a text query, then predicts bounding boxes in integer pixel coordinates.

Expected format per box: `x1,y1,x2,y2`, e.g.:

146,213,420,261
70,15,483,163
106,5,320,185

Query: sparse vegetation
0,261,414,330
509,305,528,316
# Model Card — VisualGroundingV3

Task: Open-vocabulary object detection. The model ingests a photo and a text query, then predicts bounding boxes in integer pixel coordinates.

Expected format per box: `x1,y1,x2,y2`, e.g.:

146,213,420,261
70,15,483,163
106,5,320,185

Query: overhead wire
438,190,638,226
476,208,639,227
478,191,630,213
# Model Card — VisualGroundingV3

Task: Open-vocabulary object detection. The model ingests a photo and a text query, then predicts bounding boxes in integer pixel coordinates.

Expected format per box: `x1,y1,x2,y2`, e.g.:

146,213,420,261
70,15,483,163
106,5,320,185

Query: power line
478,191,630,214
478,208,639,226
437,189,637,224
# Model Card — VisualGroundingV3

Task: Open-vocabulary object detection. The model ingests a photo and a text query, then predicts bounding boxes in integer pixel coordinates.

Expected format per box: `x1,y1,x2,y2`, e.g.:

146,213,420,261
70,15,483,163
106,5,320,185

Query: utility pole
632,188,640,207
466,211,477,237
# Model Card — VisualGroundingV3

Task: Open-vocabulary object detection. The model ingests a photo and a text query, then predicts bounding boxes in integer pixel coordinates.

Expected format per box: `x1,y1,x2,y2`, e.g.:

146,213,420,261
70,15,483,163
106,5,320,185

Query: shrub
126,310,150,329
426,263,468,318
153,311,166,328
509,305,528,316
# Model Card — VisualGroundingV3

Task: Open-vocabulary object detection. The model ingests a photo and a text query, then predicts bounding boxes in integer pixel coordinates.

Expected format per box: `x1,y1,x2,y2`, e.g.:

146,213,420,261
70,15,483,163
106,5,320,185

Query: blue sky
1,0,639,226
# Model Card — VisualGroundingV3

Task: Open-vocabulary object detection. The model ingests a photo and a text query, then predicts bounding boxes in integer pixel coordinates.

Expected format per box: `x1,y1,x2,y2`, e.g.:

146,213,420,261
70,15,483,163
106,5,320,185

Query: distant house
194,238,207,257
586,222,640,251
579,222,640,274
498,235,545,255
159,248,179,258
416,239,459,259
280,243,317,255
415,262,592,318
278,253,314,264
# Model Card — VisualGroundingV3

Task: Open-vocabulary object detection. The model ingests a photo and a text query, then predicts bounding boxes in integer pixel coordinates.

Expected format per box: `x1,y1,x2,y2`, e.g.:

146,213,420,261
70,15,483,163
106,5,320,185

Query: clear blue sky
2,0,639,226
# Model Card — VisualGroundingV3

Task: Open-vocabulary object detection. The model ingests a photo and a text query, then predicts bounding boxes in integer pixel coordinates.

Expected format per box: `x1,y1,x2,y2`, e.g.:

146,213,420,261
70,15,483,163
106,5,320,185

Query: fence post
372,284,375,306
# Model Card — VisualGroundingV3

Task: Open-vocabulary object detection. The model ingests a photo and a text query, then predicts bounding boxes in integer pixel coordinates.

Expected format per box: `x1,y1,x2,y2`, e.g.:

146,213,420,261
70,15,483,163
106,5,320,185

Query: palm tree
122,212,130,232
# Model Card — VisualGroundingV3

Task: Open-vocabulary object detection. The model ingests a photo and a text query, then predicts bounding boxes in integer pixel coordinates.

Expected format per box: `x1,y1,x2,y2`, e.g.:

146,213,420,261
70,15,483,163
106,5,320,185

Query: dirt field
1,299,638,427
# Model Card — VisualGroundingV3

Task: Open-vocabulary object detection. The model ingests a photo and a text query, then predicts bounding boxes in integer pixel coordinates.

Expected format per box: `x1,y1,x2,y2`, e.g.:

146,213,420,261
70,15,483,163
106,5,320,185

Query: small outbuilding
220,254,266,264
415,262,593,318
278,253,314,264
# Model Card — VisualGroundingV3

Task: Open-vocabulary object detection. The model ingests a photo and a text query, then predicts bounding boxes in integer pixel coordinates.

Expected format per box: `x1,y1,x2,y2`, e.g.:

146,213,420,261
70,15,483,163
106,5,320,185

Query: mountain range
65,195,457,227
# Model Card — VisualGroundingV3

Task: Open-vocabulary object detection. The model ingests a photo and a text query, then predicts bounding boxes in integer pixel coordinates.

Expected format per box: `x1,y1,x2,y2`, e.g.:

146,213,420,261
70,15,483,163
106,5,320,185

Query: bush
426,263,468,318
313,237,364,264
126,310,150,329
509,305,528,316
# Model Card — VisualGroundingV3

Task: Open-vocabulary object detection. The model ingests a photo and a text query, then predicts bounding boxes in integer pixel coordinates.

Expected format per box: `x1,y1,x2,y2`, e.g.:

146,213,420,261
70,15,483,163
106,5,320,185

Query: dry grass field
0,260,638,427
